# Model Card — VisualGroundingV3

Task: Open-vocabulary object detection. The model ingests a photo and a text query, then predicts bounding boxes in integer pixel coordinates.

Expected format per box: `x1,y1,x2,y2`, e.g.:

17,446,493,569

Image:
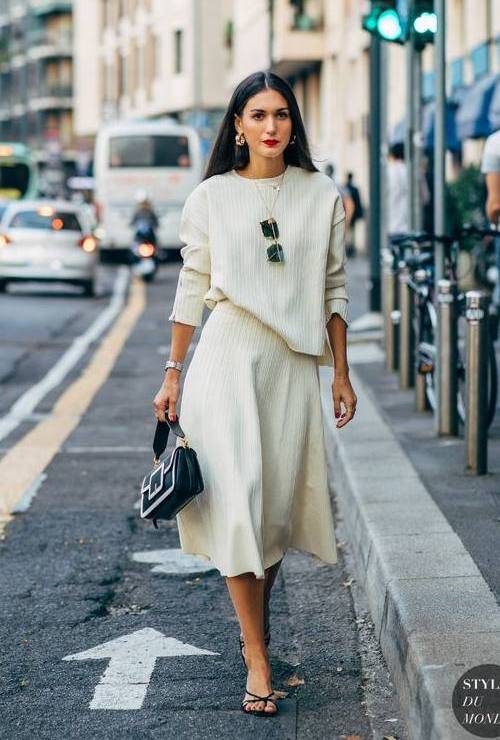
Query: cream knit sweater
168,164,349,366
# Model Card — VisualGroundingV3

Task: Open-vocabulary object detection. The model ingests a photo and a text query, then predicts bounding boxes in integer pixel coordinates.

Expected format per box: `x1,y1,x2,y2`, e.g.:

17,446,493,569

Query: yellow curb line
0,276,147,538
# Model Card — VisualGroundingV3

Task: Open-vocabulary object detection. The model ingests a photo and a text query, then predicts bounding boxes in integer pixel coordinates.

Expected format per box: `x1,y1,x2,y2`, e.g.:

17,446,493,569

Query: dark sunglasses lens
260,218,279,239
267,243,284,262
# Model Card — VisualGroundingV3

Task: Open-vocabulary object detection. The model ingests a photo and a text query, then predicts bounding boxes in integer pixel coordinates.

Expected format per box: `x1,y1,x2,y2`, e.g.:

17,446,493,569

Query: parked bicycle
388,225,498,428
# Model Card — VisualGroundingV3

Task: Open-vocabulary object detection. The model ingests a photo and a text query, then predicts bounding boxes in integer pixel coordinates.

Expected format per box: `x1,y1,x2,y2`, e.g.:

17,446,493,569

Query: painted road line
0,266,129,444
63,628,219,710
0,274,146,522
131,548,217,575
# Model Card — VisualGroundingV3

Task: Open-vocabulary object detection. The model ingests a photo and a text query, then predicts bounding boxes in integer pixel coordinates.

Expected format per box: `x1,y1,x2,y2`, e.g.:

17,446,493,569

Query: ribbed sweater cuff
325,298,349,327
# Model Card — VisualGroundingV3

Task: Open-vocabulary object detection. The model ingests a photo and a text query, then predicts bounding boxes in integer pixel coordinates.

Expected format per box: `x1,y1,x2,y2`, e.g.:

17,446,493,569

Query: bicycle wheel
416,300,437,413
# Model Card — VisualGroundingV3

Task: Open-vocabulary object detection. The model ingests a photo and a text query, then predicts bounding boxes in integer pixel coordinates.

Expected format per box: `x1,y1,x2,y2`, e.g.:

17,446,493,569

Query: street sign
63,628,219,710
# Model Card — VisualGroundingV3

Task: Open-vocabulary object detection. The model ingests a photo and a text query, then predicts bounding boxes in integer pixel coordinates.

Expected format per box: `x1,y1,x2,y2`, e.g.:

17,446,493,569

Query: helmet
135,189,150,204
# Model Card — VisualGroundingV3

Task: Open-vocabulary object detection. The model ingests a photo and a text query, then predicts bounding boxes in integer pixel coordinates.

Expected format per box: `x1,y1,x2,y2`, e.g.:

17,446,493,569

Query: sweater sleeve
168,187,211,327
324,190,349,327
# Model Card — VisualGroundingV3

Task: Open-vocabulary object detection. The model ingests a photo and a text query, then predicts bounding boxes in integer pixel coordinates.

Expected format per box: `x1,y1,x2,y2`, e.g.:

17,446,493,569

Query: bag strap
152,415,186,461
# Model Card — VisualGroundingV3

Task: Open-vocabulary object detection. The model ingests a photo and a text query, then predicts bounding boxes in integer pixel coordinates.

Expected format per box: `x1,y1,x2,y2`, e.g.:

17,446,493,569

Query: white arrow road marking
131,548,216,575
63,628,219,710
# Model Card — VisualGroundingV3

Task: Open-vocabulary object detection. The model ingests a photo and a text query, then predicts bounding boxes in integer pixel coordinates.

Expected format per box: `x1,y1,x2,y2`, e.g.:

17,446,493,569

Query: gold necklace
253,168,287,263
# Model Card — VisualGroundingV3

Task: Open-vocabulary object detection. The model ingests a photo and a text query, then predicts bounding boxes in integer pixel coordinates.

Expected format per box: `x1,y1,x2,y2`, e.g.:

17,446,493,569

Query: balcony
271,0,325,78
26,28,72,59
0,98,27,119
30,1,72,16
28,83,72,110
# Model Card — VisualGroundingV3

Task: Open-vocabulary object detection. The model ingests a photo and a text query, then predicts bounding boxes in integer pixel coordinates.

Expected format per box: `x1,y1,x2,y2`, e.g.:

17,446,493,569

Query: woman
153,71,357,717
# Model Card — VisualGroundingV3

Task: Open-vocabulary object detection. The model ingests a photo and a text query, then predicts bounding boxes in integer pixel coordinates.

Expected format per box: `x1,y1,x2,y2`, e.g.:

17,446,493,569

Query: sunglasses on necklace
260,217,285,263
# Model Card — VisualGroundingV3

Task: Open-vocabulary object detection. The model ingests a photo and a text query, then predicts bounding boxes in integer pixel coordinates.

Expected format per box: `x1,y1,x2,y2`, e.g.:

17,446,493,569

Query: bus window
109,135,191,168
0,162,30,199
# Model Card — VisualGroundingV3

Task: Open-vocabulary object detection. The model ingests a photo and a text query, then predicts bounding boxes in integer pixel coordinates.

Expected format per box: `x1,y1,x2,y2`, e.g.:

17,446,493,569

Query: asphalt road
0,262,408,739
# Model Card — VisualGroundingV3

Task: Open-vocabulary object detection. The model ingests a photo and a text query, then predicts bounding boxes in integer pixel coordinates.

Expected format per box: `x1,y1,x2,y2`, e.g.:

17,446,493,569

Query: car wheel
0,279,8,293
82,279,96,297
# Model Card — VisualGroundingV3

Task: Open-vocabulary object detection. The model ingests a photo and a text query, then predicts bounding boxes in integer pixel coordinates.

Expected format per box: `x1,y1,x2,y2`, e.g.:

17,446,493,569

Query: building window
101,0,111,30
106,60,114,101
154,34,161,80
116,52,127,98
422,70,435,101
470,42,489,81
450,58,464,91
138,44,145,88
129,42,138,98
174,29,183,74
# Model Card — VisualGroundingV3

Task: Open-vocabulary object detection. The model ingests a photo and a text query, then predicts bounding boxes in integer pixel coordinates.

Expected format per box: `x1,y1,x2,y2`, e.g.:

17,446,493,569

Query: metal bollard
437,279,458,435
465,291,489,474
382,248,399,372
390,309,400,371
398,262,415,389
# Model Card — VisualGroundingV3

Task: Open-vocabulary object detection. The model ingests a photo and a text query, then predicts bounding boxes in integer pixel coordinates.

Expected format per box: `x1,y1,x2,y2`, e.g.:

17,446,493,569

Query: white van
94,118,203,260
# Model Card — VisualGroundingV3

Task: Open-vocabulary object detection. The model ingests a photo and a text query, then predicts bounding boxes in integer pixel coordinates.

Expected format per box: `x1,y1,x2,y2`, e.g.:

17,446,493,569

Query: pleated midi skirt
174,298,338,579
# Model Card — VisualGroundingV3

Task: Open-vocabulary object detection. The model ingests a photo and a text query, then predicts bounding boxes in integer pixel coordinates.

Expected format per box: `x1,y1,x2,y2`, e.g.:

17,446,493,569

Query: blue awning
422,100,461,152
390,100,460,152
456,72,499,140
489,80,500,132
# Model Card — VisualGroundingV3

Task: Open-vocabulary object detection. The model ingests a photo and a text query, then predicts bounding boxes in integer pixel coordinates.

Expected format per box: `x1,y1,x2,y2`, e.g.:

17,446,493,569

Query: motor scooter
129,219,159,282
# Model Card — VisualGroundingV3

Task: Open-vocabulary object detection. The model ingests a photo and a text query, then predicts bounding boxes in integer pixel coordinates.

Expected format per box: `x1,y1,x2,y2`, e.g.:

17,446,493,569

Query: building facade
73,0,232,161
0,0,74,183
70,0,499,215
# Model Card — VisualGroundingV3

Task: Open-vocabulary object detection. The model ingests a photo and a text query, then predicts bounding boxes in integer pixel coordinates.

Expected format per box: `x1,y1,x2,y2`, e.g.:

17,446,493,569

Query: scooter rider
130,190,159,232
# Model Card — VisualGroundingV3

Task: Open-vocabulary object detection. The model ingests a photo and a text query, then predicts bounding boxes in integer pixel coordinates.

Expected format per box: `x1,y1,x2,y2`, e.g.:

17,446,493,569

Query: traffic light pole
369,33,382,312
405,40,414,232
434,0,456,436
434,0,446,282
412,50,423,231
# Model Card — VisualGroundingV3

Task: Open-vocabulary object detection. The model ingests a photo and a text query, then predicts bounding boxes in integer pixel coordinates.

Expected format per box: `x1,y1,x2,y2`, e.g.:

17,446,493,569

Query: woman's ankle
243,644,269,664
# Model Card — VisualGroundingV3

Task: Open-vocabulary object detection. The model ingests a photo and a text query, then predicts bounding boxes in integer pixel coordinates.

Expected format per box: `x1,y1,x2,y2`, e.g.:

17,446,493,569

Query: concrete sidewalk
320,254,500,739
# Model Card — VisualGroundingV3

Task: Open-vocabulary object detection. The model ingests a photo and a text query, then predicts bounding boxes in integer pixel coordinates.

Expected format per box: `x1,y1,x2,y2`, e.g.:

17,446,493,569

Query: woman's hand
332,373,357,428
153,369,181,422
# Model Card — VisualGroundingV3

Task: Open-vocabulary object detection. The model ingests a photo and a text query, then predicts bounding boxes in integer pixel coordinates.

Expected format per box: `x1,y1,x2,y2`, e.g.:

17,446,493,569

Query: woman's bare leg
263,557,283,636
225,571,277,714
239,557,284,647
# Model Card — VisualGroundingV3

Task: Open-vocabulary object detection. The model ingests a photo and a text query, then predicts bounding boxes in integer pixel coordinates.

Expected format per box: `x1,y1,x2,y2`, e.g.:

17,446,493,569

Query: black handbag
139,415,204,529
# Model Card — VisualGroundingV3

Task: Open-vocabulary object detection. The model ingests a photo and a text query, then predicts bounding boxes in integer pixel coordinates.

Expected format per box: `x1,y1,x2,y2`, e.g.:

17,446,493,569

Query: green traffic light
413,11,437,34
377,8,403,41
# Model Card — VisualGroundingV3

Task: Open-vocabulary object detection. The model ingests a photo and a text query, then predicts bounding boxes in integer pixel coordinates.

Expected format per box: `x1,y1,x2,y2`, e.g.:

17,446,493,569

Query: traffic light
362,1,437,49
412,0,437,50
362,1,406,44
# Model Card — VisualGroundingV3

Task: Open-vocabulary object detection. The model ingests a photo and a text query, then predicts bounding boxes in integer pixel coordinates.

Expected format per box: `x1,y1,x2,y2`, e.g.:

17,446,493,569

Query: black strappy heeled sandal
241,690,279,717
239,630,270,668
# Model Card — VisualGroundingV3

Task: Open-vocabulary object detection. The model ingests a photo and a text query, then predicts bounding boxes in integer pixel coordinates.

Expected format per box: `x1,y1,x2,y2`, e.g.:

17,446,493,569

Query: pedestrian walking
153,71,357,718
386,142,409,236
344,172,364,257
325,161,355,234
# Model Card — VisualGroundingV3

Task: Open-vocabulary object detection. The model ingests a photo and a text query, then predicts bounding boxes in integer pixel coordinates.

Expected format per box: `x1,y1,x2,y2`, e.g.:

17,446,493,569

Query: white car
0,200,99,296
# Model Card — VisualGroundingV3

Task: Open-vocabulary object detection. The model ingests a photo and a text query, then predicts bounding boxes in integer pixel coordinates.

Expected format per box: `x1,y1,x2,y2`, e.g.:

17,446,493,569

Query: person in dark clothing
130,190,159,230
344,172,364,257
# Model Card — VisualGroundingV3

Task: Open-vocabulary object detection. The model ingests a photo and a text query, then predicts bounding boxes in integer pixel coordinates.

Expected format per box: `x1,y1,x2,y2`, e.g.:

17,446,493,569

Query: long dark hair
203,71,319,181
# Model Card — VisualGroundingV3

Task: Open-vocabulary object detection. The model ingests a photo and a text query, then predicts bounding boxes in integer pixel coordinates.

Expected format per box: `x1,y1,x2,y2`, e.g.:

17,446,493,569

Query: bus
93,118,204,261
0,143,38,203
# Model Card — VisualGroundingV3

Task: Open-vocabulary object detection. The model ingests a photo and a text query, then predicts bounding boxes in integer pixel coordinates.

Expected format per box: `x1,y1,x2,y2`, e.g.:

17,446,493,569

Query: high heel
241,690,278,717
